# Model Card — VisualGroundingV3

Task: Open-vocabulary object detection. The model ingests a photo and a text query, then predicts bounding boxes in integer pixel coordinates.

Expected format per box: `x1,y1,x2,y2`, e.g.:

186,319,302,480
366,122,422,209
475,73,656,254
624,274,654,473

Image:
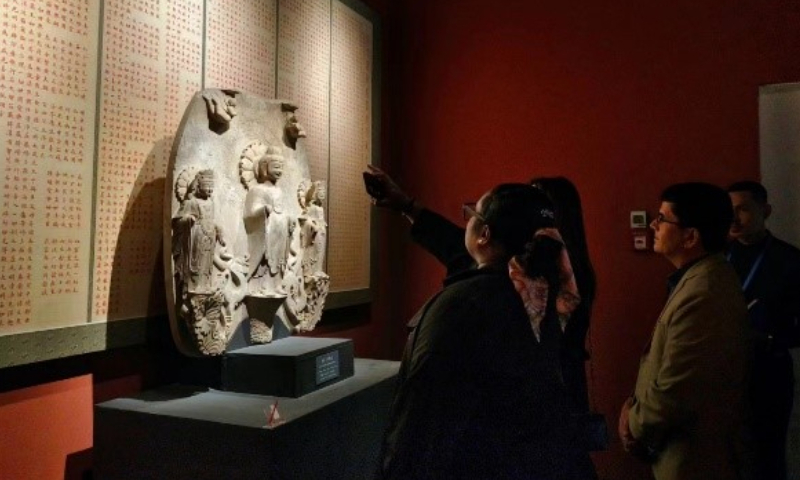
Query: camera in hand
363,172,386,200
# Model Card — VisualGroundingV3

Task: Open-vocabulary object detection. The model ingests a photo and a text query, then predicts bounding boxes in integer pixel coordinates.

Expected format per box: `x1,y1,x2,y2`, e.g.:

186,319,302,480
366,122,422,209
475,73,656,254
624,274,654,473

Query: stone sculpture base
222,337,354,397
94,359,399,480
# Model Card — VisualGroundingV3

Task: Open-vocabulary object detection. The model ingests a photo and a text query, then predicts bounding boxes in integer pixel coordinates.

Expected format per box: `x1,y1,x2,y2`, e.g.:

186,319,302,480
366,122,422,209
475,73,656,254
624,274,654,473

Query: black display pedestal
222,337,355,397
94,358,400,480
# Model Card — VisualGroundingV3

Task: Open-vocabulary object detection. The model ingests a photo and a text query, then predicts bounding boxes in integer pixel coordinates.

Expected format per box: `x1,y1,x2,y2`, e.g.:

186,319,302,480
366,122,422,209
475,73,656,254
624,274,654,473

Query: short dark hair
727,180,768,204
480,183,556,257
660,182,733,253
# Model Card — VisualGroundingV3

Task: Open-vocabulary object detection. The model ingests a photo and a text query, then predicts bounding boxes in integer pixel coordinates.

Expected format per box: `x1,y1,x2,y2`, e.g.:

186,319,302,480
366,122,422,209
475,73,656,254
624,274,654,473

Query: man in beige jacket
618,182,751,480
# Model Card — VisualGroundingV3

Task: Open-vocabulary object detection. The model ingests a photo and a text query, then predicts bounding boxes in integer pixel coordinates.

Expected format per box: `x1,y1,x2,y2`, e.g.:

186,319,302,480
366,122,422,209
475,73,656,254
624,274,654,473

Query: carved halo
239,141,270,189
174,166,201,202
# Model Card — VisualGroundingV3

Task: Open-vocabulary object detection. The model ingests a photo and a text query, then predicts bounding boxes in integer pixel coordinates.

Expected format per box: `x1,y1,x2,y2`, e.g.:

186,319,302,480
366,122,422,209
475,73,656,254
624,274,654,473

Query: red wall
0,347,159,480
0,376,92,480
2,1,800,479
376,0,800,478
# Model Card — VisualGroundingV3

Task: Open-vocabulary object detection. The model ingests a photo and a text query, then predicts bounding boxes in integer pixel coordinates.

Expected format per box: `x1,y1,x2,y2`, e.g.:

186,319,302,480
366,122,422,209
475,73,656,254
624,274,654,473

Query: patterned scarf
508,228,581,341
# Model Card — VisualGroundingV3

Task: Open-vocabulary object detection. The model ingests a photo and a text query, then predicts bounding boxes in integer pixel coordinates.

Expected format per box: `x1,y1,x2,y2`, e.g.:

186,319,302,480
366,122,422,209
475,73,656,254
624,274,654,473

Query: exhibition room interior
1,0,800,479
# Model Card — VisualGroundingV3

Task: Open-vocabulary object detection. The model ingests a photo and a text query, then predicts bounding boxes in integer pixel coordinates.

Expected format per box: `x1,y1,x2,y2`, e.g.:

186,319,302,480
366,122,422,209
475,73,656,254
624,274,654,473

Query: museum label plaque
315,350,340,385
221,337,354,397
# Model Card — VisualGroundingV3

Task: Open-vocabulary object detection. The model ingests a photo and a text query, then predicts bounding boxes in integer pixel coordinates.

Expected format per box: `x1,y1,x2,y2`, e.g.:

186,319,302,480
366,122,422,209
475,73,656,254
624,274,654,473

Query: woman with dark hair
366,168,598,409
366,171,584,479
530,177,596,414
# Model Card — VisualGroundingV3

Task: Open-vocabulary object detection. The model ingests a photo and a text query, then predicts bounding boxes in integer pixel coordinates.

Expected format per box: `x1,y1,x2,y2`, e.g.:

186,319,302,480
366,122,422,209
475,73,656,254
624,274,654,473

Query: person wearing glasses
365,168,585,479
618,182,751,480
726,180,800,480
365,166,599,478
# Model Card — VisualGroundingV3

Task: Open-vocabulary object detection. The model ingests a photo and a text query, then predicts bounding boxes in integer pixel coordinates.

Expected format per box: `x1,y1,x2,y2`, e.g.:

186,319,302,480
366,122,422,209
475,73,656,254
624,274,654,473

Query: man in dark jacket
727,180,800,480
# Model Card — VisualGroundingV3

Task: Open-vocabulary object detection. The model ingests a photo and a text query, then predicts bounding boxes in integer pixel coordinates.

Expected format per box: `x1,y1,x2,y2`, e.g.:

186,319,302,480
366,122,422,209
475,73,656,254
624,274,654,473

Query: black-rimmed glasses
462,202,486,222
652,213,682,227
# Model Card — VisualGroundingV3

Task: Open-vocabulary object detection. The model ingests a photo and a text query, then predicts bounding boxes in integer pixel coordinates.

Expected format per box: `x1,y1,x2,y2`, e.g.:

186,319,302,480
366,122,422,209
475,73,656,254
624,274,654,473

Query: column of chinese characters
42,238,80,296
276,0,330,182
94,0,202,319
205,0,275,97
45,171,83,229
0,0,96,331
327,2,373,292
0,163,34,329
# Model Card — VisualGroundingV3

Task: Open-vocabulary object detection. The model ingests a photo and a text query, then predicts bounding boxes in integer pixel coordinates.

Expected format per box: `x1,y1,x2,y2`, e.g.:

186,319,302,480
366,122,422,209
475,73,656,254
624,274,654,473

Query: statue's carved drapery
241,143,293,298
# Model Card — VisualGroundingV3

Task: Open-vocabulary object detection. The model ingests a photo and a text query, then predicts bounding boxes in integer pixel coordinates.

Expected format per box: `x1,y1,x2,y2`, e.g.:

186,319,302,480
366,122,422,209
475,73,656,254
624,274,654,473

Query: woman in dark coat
530,177,596,413
366,176,583,479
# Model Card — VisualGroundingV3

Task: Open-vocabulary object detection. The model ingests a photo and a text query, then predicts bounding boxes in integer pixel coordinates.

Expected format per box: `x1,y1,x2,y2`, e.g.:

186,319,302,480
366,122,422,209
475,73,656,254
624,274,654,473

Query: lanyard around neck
727,236,770,291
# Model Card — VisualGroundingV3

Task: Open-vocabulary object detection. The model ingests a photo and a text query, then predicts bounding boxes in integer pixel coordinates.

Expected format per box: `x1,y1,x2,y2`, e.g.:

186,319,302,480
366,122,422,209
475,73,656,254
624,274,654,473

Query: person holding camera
365,167,587,479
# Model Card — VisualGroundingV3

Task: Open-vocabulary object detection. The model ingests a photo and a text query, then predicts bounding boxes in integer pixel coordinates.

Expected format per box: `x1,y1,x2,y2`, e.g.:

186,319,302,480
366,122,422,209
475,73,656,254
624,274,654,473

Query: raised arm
364,165,473,275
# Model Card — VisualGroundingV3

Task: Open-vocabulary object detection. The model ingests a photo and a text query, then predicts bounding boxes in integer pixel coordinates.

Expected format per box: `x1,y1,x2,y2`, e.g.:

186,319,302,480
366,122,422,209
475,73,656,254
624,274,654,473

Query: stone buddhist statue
165,89,330,356
172,169,224,294
241,143,292,297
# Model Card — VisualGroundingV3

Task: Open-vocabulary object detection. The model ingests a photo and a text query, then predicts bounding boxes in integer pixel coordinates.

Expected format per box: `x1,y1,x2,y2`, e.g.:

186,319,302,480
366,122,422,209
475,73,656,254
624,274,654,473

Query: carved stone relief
281,102,306,150
165,89,329,356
